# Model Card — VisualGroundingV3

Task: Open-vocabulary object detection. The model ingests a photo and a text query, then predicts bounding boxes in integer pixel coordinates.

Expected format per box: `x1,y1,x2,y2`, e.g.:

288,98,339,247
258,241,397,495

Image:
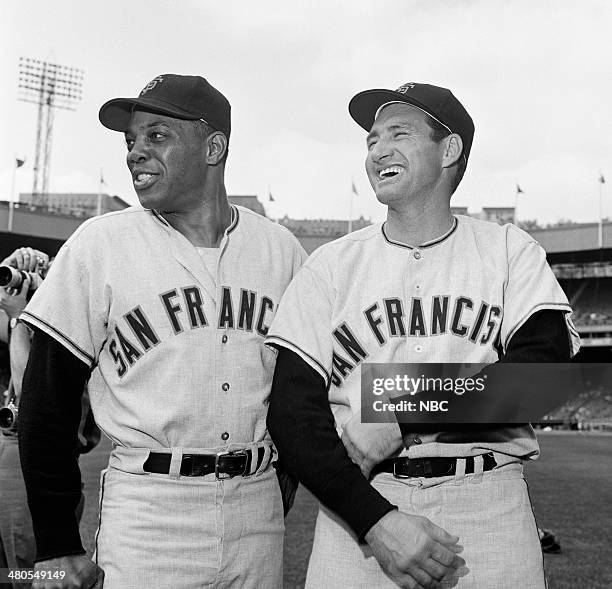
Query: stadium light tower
18,57,84,207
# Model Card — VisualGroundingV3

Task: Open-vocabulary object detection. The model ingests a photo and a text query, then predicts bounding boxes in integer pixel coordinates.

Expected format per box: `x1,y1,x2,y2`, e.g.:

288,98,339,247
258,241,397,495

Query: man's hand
341,410,404,478
32,555,103,589
365,511,468,589
0,274,31,318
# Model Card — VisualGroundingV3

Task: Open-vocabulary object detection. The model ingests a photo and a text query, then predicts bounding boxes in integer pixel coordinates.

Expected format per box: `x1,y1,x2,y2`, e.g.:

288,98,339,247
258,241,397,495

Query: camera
0,266,29,290
0,265,45,295
0,402,18,431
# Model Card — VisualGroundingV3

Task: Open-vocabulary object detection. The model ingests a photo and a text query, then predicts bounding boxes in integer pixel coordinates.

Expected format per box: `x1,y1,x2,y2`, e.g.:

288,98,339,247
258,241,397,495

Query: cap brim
349,89,438,132
99,96,201,132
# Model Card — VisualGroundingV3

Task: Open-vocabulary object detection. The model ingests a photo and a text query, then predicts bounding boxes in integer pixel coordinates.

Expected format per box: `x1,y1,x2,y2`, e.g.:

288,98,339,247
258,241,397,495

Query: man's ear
206,131,228,165
441,134,463,168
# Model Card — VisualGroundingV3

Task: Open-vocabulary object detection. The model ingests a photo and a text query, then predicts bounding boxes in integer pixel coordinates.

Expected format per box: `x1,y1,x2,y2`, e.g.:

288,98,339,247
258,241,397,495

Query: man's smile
377,165,405,183
132,171,160,190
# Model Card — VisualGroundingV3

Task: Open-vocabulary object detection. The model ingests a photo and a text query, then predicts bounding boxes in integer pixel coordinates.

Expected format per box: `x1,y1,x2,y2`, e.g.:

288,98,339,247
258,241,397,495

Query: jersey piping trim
381,216,458,250
227,205,239,234
20,311,95,367
503,302,575,354
266,335,331,386
150,209,169,227
94,469,108,566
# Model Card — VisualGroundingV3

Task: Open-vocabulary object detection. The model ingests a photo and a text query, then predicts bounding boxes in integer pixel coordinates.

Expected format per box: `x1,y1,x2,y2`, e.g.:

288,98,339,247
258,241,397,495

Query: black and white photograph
1,1,611,588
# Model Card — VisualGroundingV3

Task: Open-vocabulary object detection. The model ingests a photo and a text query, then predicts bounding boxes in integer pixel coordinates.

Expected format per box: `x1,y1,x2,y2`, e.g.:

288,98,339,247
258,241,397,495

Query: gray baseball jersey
267,215,580,459
23,205,306,449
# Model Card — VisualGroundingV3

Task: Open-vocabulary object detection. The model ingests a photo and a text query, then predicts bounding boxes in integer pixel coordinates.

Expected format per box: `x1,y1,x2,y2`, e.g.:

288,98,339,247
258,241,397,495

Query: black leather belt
372,452,497,479
143,447,267,479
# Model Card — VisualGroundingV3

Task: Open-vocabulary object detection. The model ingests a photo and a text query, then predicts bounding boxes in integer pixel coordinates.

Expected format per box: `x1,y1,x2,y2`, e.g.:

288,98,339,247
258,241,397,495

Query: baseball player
266,82,579,588
18,74,305,589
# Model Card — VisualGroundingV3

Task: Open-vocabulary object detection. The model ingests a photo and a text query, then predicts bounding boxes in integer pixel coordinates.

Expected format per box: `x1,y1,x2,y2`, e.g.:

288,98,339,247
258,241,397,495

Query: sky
1,0,611,225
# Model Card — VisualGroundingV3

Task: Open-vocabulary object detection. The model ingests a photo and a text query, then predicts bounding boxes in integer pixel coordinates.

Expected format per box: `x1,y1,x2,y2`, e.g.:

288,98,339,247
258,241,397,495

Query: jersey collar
150,204,240,235
381,216,458,250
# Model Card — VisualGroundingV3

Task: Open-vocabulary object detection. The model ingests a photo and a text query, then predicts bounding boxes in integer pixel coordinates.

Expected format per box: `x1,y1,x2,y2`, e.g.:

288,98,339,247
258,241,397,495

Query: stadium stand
559,277,612,326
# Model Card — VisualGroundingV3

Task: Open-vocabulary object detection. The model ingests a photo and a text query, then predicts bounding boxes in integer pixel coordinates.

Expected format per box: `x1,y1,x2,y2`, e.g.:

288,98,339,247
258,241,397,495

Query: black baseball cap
99,74,231,139
349,82,474,164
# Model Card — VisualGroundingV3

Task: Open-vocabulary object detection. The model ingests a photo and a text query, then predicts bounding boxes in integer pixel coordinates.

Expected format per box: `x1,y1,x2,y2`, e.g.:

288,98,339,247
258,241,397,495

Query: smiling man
17,74,305,589
266,82,578,588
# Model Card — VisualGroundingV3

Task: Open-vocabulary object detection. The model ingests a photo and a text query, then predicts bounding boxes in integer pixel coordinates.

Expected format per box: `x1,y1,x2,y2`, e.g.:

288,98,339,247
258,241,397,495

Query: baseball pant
95,445,284,589
305,459,546,589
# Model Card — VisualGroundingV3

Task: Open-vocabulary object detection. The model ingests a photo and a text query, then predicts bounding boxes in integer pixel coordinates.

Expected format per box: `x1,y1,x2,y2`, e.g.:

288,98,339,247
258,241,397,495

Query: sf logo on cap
396,83,416,94
140,76,164,96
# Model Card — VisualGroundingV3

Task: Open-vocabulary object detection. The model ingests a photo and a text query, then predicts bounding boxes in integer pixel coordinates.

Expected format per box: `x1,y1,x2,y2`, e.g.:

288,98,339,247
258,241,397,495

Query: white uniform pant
94,446,284,589
305,460,546,589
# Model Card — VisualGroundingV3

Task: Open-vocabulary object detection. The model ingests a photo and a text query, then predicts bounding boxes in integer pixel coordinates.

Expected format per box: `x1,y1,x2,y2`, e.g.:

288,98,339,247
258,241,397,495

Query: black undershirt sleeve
488,308,571,363
267,349,396,541
18,327,91,562
268,309,571,541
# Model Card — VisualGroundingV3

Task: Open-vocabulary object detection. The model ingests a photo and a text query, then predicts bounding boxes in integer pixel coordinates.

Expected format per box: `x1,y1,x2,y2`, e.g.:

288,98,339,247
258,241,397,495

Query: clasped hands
341,411,469,589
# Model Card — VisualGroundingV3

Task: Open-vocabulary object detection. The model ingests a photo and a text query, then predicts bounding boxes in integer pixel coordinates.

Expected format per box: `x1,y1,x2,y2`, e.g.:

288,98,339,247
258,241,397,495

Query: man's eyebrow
145,120,172,128
367,123,417,142
387,123,417,132
125,121,172,135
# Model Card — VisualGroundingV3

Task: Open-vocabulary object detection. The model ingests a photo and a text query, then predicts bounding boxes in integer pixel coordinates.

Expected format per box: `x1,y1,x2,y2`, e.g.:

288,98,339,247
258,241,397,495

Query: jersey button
413,251,421,260
222,334,228,343
221,432,230,441
414,344,423,353
222,382,230,392
413,436,422,445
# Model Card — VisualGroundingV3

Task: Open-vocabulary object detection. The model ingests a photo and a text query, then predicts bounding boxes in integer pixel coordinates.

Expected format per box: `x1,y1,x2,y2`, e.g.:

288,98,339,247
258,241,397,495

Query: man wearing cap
266,82,577,588
18,74,305,589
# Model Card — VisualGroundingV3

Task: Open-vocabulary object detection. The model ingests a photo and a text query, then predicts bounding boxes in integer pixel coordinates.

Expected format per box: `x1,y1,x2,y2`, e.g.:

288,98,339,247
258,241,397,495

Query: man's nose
127,137,149,164
370,138,393,161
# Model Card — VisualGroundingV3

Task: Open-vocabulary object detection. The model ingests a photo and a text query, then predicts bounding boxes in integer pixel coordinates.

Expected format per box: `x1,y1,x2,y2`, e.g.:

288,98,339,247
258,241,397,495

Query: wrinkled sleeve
20,233,109,367
266,263,335,385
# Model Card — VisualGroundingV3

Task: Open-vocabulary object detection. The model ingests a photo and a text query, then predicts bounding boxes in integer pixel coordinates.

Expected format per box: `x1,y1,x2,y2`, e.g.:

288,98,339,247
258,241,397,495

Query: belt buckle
392,459,411,479
215,450,248,480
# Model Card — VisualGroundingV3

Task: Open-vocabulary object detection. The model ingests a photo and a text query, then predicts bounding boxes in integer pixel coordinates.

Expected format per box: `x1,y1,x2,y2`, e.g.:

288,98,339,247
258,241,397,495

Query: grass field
523,432,612,589
78,432,612,588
